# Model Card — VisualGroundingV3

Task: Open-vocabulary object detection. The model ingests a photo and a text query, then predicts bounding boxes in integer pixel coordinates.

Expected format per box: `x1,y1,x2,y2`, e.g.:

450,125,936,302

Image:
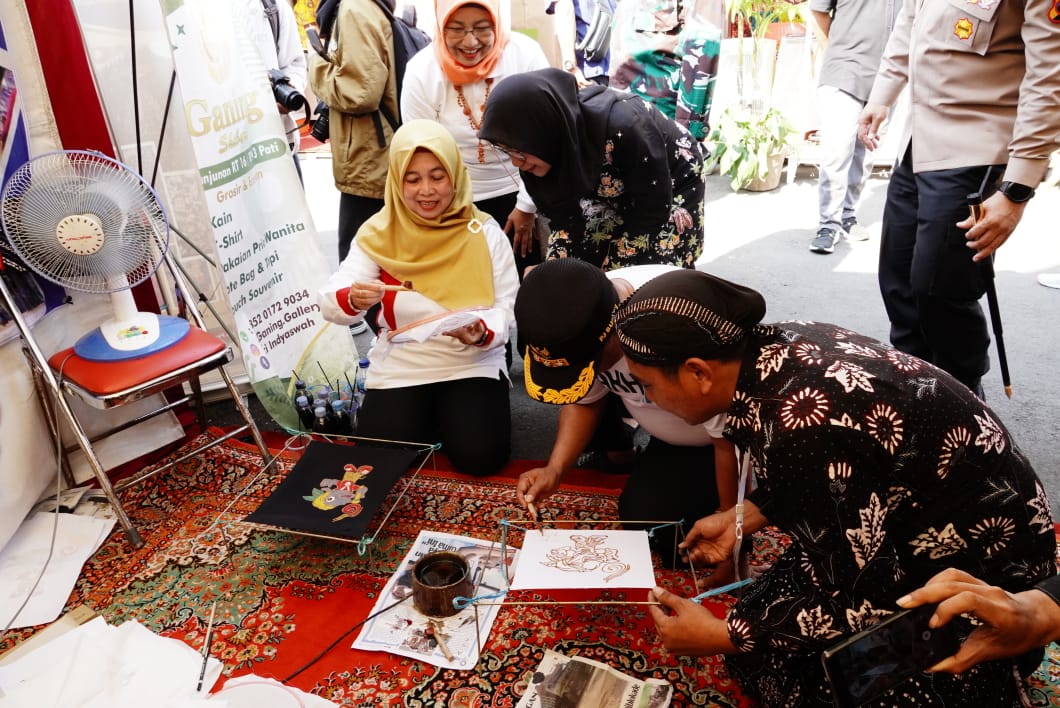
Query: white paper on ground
0,617,222,706
0,512,116,629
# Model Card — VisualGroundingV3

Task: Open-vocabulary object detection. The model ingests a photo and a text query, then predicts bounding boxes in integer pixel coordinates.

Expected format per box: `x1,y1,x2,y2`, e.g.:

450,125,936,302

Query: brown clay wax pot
411,551,473,617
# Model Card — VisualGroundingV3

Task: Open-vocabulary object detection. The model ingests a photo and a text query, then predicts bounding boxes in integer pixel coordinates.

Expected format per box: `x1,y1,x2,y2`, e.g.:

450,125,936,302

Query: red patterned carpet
3,429,1058,706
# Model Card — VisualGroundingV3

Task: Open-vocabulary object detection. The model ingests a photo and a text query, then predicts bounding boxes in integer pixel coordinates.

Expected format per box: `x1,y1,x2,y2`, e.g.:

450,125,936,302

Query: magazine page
517,649,673,708
352,530,518,670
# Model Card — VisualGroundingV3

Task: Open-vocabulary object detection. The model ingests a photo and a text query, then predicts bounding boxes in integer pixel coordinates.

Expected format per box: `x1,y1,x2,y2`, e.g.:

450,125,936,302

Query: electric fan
0,149,189,361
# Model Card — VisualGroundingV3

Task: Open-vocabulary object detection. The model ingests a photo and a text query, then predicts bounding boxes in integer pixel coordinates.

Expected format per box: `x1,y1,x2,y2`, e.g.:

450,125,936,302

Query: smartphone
821,603,960,708
305,26,328,59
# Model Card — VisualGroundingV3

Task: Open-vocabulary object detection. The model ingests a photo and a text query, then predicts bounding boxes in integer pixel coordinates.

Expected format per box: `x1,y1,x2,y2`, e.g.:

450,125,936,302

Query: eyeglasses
443,23,495,41
491,144,526,164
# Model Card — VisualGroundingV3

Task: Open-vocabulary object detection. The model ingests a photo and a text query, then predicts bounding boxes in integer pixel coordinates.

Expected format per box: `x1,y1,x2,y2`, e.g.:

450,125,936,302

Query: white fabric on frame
509,529,656,590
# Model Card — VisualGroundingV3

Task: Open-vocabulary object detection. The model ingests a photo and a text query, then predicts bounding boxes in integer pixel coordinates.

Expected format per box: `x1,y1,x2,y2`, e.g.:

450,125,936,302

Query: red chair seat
48,327,229,404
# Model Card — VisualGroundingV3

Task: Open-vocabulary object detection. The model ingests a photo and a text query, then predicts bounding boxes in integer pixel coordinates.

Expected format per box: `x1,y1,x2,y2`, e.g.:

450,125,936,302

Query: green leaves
706,106,800,191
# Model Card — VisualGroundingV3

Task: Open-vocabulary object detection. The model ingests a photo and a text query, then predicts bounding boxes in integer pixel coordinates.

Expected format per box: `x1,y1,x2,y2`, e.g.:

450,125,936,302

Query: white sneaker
1038,273,1060,289
842,216,870,241
350,321,370,335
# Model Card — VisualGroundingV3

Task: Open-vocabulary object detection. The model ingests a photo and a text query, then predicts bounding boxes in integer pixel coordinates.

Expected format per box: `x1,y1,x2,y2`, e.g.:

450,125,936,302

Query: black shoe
810,228,839,254
575,450,634,475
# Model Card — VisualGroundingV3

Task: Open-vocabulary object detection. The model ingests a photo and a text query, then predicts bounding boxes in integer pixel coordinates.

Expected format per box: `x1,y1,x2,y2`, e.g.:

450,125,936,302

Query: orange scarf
433,0,509,86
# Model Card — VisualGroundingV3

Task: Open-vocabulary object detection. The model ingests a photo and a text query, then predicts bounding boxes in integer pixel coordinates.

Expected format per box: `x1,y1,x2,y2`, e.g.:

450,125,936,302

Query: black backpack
316,0,430,146
261,0,280,48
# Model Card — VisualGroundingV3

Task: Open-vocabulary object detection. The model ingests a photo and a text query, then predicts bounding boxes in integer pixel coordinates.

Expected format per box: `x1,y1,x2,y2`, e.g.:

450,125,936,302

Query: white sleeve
400,52,441,122
317,243,382,325
480,219,520,348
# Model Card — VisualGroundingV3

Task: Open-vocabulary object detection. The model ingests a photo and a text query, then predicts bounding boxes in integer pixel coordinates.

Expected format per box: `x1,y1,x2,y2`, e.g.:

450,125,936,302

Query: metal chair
0,249,270,548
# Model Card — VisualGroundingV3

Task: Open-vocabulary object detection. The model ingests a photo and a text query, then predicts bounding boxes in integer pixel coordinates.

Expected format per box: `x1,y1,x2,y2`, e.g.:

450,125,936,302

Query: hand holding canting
516,465,564,510
347,280,387,311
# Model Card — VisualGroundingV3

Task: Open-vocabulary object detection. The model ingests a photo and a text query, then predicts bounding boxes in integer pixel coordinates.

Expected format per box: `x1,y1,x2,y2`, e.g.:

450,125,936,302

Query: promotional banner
160,0,357,431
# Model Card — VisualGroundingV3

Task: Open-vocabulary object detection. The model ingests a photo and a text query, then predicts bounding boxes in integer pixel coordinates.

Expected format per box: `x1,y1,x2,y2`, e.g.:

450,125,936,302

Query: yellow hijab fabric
434,0,509,86
355,120,495,311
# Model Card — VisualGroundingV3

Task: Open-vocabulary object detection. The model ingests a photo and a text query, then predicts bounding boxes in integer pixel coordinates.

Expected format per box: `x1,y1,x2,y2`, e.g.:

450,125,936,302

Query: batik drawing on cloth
509,529,656,590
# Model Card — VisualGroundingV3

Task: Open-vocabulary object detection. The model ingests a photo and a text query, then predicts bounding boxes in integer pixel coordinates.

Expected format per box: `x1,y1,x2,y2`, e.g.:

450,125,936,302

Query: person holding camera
897,568,1060,675
257,0,308,180
594,269,1055,706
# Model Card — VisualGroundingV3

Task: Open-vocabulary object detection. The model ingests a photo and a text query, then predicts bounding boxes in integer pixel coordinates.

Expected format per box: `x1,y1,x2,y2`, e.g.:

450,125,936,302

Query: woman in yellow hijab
319,120,518,476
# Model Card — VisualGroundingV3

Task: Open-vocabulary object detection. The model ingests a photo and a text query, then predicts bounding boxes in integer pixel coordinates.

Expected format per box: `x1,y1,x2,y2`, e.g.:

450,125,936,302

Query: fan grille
1,150,169,294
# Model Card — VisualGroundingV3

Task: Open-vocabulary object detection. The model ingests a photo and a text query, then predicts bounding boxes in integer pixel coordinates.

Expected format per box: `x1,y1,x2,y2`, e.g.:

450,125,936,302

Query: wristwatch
998,181,1036,203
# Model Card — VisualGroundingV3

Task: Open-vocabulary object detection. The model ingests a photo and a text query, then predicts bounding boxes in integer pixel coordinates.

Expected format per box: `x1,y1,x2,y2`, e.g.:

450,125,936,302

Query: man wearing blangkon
612,269,1055,706
858,0,1060,396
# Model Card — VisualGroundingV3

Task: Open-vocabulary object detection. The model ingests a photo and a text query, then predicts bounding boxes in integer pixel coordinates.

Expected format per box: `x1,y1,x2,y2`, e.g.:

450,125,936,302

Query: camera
311,100,330,143
267,69,306,112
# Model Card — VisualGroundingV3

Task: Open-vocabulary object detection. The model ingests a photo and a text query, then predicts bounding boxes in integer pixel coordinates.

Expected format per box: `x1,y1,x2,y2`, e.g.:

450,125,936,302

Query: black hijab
479,68,632,218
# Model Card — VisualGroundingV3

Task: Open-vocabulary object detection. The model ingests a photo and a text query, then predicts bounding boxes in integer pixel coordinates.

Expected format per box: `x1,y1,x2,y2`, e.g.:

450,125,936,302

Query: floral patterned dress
545,97,705,271
721,321,1055,707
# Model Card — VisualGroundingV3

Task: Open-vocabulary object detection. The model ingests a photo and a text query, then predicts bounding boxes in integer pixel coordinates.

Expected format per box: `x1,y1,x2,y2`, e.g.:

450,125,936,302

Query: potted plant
707,104,800,191
726,0,806,99
707,0,805,190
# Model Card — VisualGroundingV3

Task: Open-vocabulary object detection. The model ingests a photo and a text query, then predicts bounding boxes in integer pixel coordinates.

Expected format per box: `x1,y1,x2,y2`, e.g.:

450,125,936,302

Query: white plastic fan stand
56,214,189,361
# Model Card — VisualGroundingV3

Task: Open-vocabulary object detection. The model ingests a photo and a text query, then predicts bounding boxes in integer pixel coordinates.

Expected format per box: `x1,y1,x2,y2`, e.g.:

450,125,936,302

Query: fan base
73,316,191,361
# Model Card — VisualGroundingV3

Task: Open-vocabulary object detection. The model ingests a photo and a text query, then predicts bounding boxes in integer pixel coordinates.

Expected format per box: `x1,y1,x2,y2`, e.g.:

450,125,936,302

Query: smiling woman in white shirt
401,0,550,278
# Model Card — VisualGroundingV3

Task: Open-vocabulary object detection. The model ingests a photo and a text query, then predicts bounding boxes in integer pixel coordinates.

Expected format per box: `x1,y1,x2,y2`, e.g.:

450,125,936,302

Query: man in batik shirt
609,269,1055,707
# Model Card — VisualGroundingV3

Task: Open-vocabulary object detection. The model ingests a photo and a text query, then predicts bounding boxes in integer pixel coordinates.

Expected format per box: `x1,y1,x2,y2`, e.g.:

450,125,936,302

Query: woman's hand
505,208,537,258
347,280,387,312
443,318,489,346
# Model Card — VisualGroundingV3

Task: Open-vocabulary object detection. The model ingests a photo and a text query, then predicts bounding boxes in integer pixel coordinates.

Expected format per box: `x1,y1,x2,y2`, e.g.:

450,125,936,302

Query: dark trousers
878,146,1001,392
338,192,385,262
618,436,719,567
356,375,511,477
474,191,542,280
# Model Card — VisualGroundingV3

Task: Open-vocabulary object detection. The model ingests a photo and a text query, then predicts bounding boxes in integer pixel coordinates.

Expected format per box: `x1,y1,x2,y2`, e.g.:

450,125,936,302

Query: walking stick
966,192,1013,398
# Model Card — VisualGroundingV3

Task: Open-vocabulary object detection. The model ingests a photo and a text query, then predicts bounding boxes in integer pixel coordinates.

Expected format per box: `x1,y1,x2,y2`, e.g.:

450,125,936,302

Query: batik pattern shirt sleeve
546,101,705,270
722,322,1056,659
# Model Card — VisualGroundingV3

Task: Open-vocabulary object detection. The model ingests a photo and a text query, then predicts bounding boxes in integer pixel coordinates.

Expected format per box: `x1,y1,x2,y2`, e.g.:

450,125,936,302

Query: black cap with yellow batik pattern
514,258,618,405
